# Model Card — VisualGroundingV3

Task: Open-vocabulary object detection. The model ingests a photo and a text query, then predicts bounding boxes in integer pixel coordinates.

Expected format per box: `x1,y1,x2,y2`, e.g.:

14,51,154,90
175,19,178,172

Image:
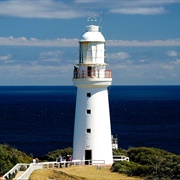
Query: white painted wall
73,87,113,164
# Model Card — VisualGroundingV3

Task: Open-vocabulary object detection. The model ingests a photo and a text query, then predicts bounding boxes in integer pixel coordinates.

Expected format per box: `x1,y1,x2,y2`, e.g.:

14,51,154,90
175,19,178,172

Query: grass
30,166,141,180
29,168,79,180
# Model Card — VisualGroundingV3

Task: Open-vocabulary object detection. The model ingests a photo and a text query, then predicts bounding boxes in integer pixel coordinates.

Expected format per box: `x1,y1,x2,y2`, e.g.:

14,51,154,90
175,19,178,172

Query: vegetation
0,144,32,176
30,169,81,180
112,147,127,156
41,147,73,161
1,144,180,180
111,147,180,179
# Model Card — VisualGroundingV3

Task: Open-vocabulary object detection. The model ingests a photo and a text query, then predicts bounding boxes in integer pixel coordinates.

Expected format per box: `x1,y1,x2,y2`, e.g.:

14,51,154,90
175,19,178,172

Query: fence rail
3,160,105,180
3,163,30,180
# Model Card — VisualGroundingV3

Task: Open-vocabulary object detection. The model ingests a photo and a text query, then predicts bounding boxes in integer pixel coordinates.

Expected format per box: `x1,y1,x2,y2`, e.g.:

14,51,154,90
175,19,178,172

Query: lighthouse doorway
87,66,92,77
85,150,92,165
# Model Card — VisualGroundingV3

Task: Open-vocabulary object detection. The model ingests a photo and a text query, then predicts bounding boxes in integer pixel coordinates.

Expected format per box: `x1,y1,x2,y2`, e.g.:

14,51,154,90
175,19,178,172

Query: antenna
99,11,103,32
87,14,97,25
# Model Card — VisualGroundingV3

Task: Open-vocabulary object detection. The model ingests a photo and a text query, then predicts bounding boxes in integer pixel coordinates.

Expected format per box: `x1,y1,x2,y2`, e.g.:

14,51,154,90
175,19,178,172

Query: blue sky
0,0,180,85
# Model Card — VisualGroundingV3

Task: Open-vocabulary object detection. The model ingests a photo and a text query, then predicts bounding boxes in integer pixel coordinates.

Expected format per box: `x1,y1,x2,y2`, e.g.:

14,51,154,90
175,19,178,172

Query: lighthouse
72,24,113,165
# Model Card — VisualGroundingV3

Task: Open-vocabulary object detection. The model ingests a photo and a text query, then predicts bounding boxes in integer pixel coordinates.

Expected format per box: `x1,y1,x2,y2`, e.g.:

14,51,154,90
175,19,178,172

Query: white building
72,24,113,165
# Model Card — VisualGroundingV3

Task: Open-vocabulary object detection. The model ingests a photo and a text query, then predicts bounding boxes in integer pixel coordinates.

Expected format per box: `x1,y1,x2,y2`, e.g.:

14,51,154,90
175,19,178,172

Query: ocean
0,86,179,156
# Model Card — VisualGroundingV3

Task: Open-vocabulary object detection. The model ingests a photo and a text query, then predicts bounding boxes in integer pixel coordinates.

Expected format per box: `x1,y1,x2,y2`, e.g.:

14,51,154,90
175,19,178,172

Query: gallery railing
73,70,112,79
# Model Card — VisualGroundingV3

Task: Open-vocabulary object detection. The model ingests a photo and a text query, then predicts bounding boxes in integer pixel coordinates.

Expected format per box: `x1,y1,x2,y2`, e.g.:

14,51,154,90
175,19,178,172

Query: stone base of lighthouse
73,83,113,165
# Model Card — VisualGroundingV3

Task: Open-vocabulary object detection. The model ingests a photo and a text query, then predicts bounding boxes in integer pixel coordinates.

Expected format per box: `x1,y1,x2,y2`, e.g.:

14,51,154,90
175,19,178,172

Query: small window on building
87,93,91,97
87,109,91,114
87,129,91,133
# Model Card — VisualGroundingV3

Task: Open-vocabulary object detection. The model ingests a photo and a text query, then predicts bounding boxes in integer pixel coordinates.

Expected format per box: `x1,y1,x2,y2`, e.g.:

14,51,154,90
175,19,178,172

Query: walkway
13,171,25,180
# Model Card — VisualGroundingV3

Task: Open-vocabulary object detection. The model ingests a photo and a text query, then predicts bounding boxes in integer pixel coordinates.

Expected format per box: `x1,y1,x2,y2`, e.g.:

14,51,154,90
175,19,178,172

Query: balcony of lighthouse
73,67,112,88
73,69,111,79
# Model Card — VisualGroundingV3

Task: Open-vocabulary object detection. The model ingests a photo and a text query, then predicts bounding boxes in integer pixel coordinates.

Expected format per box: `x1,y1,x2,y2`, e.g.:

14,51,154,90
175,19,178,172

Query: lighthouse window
87,109,91,114
87,93,91,97
79,43,83,63
87,129,91,133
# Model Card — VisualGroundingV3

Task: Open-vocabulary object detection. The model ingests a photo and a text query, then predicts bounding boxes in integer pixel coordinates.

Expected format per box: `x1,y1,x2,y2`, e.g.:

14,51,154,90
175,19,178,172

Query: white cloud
107,48,180,85
0,0,87,19
0,62,73,85
139,59,145,63
75,0,103,2
0,36,78,46
162,65,174,70
40,51,62,58
107,39,180,46
76,0,180,6
76,0,180,15
111,59,179,85
0,0,179,18
118,0,180,7
1,44,179,85
166,50,178,57
107,52,131,60
39,50,63,62
0,54,11,61
172,59,180,65
1,36,180,47
109,7,167,15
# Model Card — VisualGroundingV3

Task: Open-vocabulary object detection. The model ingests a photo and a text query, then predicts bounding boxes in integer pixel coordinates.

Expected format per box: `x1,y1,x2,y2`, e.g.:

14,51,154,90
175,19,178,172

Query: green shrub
0,144,32,175
112,148,127,156
111,147,180,179
111,161,140,176
43,147,73,161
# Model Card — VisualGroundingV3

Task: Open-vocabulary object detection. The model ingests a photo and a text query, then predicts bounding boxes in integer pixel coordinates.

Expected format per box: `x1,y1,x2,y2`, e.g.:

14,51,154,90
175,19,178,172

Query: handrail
3,163,29,180
17,163,43,180
113,155,129,162
73,70,111,79
3,160,106,180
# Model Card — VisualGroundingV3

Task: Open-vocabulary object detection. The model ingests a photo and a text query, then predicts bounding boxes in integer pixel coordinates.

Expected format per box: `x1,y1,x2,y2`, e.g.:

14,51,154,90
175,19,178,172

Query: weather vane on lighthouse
87,14,97,25
87,12,103,31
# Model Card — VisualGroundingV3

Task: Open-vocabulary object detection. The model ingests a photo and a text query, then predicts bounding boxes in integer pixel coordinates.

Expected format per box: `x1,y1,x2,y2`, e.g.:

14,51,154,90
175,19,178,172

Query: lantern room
79,25,106,65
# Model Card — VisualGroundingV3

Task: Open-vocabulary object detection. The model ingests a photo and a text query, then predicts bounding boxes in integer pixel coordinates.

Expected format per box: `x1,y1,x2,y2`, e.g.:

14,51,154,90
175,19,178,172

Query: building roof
79,25,105,42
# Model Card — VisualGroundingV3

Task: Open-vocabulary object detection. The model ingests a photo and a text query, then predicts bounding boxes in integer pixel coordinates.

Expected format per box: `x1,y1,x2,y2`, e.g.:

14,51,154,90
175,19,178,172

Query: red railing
73,70,112,79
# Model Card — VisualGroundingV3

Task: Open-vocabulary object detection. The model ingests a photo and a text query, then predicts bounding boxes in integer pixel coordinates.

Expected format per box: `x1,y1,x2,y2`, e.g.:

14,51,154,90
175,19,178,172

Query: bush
111,161,141,176
43,147,73,161
111,147,180,179
0,144,32,175
112,148,127,156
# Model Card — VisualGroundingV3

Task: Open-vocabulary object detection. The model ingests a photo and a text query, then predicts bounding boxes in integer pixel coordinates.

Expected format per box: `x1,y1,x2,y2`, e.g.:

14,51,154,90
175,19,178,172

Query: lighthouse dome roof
79,25,105,42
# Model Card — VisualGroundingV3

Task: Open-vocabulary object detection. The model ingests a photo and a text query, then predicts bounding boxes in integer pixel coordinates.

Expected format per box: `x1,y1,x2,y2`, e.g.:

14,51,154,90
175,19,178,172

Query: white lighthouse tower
72,23,113,165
